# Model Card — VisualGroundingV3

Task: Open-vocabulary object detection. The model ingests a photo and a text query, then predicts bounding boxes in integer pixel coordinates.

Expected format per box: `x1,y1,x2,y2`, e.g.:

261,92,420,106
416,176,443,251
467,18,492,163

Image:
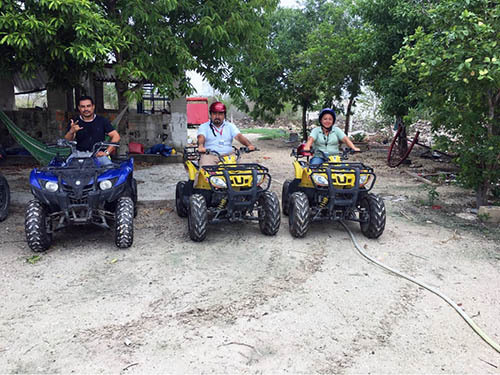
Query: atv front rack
309,162,376,206
202,163,272,192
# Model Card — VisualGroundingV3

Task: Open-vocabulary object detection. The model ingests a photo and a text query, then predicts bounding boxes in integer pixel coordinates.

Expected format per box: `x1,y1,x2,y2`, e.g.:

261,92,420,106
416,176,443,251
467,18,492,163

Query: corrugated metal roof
93,66,117,82
13,65,143,93
93,65,143,83
13,70,48,94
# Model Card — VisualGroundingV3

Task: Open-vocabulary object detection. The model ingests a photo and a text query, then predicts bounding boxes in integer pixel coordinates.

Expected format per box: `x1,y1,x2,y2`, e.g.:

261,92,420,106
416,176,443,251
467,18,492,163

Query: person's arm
234,133,255,150
342,136,360,152
303,136,315,151
65,119,82,141
197,134,206,153
96,130,120,157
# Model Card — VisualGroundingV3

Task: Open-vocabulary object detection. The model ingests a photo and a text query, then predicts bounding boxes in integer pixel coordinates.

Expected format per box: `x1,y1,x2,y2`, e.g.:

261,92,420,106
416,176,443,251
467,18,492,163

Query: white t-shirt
197,120,240,154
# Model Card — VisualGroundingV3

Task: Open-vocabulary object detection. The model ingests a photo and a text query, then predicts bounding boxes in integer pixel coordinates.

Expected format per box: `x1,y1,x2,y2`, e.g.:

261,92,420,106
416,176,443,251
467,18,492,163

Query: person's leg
309,156,325,166
65,150,92,165
199,153,219,168
97,155,112,166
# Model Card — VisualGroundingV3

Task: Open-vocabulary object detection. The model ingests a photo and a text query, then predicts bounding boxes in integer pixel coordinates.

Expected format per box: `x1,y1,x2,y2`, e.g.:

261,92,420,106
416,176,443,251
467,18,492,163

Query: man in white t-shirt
197,101,255,167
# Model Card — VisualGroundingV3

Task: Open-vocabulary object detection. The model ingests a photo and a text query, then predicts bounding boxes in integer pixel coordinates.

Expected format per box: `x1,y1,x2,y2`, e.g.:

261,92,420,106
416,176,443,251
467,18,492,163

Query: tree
302,0,368,135
91,0,277,142
238,3,329,140
394,0,500,206
0,0,126,89
354,0,433,156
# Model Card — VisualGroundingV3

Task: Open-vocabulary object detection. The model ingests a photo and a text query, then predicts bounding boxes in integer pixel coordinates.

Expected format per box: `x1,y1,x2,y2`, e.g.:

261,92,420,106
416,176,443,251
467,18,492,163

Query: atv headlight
44,180,59,192
359,174,370,187
99,179,113,190
210,176,227,189
312,174,329,186
256,174,266,186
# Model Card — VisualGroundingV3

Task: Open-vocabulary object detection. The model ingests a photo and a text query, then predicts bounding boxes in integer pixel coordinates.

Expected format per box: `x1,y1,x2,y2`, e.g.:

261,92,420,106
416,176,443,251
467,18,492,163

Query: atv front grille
62,184,93,205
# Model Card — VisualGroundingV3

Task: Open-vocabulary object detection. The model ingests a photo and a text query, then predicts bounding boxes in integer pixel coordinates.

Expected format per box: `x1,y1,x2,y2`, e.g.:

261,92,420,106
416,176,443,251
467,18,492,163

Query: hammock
0,106,128,165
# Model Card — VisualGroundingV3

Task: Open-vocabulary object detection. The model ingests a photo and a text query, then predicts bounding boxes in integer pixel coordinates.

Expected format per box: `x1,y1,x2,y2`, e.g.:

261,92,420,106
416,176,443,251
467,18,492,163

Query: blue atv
0,148,10,222
25,139,137,252
0,172,9,222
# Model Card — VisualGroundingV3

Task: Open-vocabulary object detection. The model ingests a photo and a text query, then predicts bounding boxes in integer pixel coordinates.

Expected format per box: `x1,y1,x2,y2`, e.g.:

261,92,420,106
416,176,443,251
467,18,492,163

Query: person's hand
96,151,107,157
69,119,82,135
303,145,310,151
353,146,361,152
248,144,256,151
198,145,206,153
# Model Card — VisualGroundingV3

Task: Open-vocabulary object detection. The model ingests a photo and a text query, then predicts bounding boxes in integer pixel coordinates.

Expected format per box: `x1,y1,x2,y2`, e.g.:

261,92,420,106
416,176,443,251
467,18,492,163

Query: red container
129,142,144,154
187,97,209,127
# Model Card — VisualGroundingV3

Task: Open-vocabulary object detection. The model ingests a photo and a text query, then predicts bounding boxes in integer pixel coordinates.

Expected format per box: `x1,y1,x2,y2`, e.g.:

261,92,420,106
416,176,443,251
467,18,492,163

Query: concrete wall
0,79,15,111
0,109,63,148
0,107,187,151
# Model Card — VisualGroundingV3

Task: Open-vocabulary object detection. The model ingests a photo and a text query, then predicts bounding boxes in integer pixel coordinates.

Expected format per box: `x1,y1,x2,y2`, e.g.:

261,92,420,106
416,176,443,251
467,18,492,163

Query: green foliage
238,0,366,138
26,255,41,264
351,132,366,142
0,0,127,87
242,128,287,140
419,185,440,206
236,6,317,124
394,0,500,206
354,0,432,117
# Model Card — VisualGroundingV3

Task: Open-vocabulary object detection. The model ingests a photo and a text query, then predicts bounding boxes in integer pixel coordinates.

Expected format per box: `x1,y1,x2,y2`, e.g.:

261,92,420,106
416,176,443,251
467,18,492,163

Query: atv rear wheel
282,179,292,216
115,197,134,248
176,181,188,217
188,194,208,242
0,174,10,222
25,199,52,252
258,191,281,235
359,193,386,239
289,192,310,238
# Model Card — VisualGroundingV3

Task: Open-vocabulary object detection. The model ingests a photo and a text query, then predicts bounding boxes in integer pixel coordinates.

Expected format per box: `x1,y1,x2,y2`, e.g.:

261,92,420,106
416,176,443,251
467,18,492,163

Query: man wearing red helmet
197,101,255,166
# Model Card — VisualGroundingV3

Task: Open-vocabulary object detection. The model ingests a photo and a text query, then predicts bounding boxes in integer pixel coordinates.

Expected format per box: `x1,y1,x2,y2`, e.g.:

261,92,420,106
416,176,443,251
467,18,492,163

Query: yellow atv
282,146,386,238
176,146,280,241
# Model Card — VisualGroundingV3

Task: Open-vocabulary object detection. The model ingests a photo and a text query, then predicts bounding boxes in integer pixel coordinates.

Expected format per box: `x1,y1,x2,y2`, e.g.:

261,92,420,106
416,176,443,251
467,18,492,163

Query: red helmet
209,101,226,113
297,143,312,157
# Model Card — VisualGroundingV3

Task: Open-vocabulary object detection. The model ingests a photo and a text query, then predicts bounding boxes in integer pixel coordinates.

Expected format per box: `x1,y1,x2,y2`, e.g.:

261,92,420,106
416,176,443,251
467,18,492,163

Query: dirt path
0,136,499,373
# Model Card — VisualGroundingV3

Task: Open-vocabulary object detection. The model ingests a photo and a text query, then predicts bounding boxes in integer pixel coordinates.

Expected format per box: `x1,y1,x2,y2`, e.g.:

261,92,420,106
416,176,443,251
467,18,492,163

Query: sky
280,0,300,8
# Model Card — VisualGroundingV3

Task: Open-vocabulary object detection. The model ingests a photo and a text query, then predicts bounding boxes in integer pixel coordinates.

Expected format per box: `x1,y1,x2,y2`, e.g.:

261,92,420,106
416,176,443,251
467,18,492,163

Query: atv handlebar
293,147,359,161
48,139,120,159
184,146,259,162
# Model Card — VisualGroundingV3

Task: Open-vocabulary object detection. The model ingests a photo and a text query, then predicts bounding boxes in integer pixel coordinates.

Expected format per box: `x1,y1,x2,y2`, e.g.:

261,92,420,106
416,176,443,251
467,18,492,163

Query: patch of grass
242,128,287,140
26,255,42,264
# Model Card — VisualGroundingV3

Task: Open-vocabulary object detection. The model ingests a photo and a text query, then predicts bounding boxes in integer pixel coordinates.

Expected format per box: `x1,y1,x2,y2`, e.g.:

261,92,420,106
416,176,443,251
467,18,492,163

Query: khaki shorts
199,152,235,168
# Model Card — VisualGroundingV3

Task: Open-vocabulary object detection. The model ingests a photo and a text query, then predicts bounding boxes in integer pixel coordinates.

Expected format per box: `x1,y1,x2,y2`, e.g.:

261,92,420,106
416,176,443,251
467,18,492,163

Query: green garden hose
341,221,500,354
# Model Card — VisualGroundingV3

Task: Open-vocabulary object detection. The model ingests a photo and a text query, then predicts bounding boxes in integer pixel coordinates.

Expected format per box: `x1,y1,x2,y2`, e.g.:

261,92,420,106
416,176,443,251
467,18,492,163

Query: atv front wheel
258,191,281,235
0,174,10,222
25,200,52,252
289,192,310,238
176,181,188,217
282,179,292,216
188,194,208,242
115,197,134,248
359,193,386,239
132,177,138,218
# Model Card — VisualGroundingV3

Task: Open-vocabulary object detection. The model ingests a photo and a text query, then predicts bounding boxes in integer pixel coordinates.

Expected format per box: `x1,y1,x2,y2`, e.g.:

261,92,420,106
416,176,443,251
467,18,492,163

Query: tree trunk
344,95,355,135
475,179,489,208
301,105,308,142
115,79,129,155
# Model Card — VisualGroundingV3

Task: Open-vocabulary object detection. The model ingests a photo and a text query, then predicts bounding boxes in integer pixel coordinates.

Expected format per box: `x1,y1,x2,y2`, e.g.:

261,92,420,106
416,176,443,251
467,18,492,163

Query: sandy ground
0,133,499,373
